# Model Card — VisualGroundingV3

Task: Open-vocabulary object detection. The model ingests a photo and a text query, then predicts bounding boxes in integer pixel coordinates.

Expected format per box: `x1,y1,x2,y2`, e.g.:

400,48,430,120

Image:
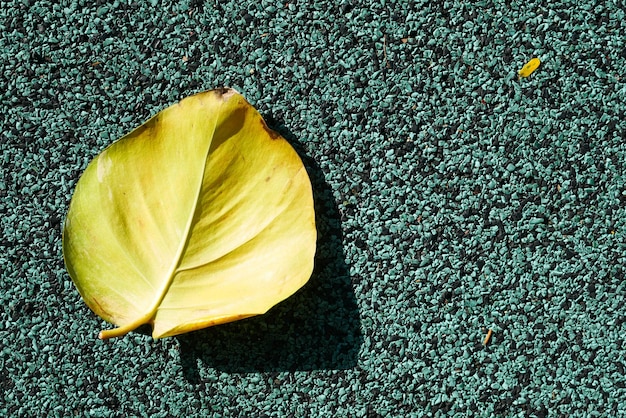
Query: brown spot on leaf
214,87,239,101
260,119,280,140
90,297,113,319
216,87,230,96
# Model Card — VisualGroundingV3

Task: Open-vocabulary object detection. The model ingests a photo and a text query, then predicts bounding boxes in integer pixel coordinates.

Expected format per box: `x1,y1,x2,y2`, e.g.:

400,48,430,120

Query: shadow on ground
177,123,362,380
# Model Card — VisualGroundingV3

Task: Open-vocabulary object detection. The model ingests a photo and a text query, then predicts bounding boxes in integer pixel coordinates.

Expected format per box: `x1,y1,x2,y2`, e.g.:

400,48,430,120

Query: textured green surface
2,1,626,416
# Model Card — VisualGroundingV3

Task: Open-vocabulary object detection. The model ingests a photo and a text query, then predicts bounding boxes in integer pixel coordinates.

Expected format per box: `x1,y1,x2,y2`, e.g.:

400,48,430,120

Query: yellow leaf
518,57,541,78
63,88,317,339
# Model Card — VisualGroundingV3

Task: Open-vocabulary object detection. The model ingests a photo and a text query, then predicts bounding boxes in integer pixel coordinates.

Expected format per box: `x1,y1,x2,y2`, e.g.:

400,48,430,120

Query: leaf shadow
177,123,362,380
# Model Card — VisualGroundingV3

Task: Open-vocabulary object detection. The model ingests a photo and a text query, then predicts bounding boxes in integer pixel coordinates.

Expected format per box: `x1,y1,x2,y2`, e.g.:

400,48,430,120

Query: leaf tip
216,87,240,100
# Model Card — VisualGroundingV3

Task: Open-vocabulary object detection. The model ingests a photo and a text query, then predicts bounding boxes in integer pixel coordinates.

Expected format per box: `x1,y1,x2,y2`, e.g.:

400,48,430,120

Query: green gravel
3,0,626,416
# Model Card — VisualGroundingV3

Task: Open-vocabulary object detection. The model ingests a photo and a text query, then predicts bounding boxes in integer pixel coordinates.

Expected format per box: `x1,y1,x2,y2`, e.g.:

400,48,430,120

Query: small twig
483,328,493,346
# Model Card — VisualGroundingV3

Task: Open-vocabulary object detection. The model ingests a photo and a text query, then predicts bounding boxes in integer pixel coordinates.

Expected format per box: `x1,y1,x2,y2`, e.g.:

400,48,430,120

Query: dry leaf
63,88,317,339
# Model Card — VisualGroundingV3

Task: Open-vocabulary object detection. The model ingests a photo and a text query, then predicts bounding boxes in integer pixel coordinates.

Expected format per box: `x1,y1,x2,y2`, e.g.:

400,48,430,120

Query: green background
3,1,626,416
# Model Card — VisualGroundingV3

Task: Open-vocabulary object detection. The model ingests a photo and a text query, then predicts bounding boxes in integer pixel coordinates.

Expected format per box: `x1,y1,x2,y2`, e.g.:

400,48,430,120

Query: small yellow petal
518,57,541,78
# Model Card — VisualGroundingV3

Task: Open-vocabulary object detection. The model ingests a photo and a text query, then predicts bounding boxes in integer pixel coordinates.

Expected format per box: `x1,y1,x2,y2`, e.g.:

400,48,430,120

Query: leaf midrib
149,99,223,321
98,97,222,339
